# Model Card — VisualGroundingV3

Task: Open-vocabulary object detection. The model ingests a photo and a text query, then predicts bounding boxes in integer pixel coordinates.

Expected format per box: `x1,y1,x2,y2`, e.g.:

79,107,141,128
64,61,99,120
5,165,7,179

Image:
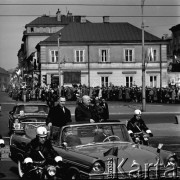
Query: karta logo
106,157,179,179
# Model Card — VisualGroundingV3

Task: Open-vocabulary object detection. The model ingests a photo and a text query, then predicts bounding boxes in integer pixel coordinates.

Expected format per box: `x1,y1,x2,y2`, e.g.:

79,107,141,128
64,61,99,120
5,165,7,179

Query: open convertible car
8,102,49,134
9,121,179,179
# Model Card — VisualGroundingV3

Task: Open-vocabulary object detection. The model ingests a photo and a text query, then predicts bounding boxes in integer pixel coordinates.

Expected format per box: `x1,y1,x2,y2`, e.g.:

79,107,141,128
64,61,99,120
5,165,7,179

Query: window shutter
108,49,110,62
99,49,101,62
83,50,85,62
74,50,76,62
49,49,51,63
132,49,135,62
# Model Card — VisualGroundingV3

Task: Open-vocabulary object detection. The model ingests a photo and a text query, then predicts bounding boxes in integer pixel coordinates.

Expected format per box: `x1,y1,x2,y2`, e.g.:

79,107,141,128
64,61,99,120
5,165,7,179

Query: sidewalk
66,101,180,115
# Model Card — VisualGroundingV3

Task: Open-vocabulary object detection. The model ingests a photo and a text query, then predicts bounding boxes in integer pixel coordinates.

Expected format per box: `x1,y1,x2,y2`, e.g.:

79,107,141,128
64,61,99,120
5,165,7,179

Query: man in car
63,127,82,147
23,126,62,165
94,125,112,142
127,109,153,145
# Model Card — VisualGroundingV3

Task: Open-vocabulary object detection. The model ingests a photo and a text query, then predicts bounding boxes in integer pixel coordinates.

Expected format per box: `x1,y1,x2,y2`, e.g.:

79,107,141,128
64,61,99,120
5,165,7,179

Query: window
30,27,34,32
153,49,157,61
75,50,85,62
99,49,110,62
147,48,157,62
101,76,109,87
50,50,58,63
124,49,134,62
150,76,157,87
126,76,133,87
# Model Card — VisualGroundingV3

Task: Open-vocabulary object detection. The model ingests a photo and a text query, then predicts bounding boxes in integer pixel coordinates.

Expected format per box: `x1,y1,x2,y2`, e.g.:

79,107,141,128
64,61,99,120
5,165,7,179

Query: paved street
0,91,180,179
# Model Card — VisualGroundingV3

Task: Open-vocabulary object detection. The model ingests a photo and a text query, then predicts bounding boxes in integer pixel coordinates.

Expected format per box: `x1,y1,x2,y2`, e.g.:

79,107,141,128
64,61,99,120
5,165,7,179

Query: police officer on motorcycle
127,109,153,145
23,126,62,167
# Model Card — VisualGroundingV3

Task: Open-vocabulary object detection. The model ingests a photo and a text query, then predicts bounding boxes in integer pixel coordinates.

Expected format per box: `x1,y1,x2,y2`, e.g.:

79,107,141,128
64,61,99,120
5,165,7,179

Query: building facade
18,9,86,87
37,21,168,88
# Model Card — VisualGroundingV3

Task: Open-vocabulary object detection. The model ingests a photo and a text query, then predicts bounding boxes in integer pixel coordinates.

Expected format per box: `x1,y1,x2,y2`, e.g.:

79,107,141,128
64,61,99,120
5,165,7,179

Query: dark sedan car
9,121,179,179
8,102,49,134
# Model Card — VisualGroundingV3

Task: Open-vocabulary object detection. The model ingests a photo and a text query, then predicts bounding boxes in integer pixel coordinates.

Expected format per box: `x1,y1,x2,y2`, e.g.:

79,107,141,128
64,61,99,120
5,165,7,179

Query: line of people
8,84,180,106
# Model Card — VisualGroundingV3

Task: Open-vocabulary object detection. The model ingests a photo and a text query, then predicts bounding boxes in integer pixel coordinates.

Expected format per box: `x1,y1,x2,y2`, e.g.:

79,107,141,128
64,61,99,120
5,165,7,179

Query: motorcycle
133,131,150,146
22,159,64,180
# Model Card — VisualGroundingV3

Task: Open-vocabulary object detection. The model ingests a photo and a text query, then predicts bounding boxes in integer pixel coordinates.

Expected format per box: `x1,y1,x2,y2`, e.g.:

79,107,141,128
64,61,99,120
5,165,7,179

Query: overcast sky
0,0,179,71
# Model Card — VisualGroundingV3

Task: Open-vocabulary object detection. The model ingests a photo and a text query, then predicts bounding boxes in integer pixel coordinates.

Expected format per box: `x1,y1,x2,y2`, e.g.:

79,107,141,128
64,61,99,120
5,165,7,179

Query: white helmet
36,126,47,137
134,109,142,115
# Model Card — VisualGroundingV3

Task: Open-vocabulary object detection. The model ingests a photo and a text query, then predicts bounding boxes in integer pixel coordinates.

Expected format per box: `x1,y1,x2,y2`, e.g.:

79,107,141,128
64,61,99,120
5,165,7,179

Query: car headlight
91,161,105,174
47,165,56,176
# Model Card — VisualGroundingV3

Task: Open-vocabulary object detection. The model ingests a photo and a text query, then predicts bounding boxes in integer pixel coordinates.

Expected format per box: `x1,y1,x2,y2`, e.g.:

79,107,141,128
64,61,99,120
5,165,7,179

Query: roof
40,22,163,45
15,102,48,106
0,67,9,75
26,15,89,27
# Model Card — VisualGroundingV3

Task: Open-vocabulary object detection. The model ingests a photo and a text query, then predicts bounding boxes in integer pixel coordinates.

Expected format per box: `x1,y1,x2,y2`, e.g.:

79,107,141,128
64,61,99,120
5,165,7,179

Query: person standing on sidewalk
46,97,72,128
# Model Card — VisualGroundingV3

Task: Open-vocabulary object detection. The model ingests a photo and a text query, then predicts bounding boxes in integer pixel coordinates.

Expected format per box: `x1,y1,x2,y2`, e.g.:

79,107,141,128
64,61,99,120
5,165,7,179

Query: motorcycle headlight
47,165,56,176
14,119,19,123
166,156,177,167
91,161,105,174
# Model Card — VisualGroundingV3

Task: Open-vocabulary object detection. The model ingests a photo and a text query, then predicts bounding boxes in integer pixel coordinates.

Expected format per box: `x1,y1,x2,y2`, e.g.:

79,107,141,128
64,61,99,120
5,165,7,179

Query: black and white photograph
0,0,180,179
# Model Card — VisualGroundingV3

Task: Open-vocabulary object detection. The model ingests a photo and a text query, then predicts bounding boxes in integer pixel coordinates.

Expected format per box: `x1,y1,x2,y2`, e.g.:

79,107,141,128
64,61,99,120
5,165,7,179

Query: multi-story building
37,18,168,88
18,9,87,87
0,67,9,91
168,24,180,87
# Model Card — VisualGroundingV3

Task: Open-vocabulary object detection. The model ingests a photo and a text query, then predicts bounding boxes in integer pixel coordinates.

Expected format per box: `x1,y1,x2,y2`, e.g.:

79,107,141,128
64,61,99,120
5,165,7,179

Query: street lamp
141,0,146,112
58,33,62,97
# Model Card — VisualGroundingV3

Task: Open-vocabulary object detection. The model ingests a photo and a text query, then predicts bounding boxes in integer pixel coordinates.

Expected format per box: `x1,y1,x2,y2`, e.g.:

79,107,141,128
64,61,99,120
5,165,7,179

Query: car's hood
75,142,159,169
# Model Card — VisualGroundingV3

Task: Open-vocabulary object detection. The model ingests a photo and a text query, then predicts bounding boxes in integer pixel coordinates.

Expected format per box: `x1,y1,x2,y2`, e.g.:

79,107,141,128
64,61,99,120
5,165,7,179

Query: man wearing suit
46,97,72,128
94,125,112,142
63,127,82,147
100,98,109,121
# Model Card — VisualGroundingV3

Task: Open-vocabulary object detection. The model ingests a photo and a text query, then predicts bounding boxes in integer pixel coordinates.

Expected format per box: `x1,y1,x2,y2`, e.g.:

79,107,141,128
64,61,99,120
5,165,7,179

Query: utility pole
87,45,90,95
141,0,146,112
58,33,62,97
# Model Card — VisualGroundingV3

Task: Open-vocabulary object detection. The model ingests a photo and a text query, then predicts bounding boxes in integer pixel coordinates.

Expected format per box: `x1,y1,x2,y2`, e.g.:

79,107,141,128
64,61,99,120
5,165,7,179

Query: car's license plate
14,123,20,129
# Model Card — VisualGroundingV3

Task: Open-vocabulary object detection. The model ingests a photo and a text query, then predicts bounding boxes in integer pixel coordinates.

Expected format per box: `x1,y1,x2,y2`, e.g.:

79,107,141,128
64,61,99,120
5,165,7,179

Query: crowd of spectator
7,84,180,106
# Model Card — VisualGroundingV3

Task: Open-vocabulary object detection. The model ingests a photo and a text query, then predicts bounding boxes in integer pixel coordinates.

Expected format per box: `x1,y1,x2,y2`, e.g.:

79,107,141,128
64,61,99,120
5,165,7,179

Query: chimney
81,16,86,23
56,9,61,22
67,11,73,22
103,16,109,23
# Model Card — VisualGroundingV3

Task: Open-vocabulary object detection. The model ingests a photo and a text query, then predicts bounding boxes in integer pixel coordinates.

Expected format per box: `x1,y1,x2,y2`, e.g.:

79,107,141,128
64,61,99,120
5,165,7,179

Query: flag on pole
145,47,154,62
157,143,163,153
16,69,21,76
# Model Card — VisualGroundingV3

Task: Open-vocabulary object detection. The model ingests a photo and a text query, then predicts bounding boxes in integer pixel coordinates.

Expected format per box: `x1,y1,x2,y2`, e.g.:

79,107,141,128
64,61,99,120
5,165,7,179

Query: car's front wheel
18,160,25,178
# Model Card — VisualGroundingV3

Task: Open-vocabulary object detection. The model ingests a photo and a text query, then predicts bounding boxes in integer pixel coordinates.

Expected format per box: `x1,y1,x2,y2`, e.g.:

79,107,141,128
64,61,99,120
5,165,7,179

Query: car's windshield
60,123,132,147
15,105,49,114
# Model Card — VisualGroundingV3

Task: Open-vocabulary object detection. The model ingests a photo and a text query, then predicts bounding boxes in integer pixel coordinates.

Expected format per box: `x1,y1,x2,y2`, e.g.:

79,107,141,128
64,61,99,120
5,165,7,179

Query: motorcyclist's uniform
127,116,153,145
24,137,59,163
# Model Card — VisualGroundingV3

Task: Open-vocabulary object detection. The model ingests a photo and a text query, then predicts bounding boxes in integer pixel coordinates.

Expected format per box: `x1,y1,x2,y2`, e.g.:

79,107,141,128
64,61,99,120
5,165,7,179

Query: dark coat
25,137,58,162
65,135,82,147
75,103,96,122
94,132,108,142
46,104,72,127
100,102,109,120
127,116,149,134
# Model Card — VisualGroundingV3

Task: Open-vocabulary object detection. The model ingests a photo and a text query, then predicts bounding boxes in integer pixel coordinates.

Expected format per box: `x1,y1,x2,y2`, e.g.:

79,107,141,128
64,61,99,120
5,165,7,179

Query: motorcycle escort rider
127,109,153,145
23,126,63,177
